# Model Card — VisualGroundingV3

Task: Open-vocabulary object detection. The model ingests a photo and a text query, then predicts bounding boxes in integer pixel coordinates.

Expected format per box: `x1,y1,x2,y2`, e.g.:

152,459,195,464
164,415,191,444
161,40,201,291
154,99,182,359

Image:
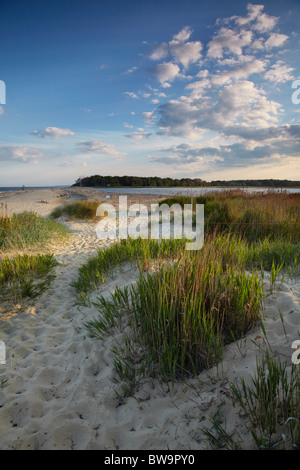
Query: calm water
78,186,300,195
0,186,299,195
0,186,69,193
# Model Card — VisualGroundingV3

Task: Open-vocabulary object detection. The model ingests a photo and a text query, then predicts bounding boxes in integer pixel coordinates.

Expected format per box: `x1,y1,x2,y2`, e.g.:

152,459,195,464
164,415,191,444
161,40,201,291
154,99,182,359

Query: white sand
0,188,299,450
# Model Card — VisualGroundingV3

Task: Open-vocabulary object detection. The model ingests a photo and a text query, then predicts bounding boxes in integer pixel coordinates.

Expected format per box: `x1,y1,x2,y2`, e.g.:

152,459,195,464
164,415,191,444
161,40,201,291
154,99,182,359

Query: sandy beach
0,188,299,450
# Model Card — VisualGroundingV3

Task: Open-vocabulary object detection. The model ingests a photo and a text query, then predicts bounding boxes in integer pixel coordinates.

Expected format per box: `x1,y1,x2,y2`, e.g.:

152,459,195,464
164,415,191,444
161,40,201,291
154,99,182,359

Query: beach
0,188,299,450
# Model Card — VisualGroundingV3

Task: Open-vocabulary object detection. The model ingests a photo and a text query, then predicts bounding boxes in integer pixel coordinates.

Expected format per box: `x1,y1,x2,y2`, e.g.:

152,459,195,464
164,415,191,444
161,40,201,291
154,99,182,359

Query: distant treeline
72,175,300,188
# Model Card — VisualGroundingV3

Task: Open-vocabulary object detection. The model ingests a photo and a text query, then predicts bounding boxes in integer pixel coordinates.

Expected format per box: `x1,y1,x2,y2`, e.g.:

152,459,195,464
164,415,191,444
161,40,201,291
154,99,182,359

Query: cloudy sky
0,0,300,186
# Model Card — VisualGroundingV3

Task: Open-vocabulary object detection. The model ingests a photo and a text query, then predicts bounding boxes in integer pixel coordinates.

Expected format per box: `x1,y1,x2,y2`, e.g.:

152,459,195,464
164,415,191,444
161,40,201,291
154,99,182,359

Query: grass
85,233,263,387
0,205,70,254
74,189,299,409
0,205,69,304
0,253,59,301
50,199,101,220
230,351,300,450
159,190,300,243
72,237,186,305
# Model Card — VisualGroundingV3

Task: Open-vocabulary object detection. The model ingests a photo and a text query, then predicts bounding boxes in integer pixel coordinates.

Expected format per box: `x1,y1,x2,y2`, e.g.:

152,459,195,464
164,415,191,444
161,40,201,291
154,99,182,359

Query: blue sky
0,0,300,186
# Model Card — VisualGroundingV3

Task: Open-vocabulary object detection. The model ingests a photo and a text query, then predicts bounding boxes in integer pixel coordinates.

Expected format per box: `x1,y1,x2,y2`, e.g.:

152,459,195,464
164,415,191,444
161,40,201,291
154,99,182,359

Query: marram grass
84,234,263,384
0,210,70,253
0,252,59,301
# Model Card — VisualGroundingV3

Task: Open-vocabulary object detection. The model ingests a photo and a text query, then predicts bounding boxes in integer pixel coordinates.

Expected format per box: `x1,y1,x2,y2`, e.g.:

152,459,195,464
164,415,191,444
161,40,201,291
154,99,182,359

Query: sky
0,0,300,186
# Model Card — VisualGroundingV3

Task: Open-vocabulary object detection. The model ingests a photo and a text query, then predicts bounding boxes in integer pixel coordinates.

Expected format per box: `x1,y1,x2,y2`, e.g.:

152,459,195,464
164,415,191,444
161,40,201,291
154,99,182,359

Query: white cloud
253,12,278,33
265,33,289,49
207,27,253,58
211,59,267,86
232,3,265,27
0,106,4,115
0,146,47,163
32,127,75,138
123,122,134,129
264,60,295,84
148,26,202,70
169,40,203,68
124,66,138,74
157,80,281,137
149,43,169,61
124,131,152,140
142,111,156,124
123,91,139,99
172,26,193,43
147,62,181,84
76,140,126,160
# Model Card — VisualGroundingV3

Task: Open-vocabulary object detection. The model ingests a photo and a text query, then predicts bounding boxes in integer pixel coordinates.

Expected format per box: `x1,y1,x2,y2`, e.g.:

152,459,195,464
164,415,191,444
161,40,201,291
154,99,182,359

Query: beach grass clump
72,236,186,305
0,209,70,253
230,351,300,450
50,200,100,220
85,233,263,384
0,252,59,301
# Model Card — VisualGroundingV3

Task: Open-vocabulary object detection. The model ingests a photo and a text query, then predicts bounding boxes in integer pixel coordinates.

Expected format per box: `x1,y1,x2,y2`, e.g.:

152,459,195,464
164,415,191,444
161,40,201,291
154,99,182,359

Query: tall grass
160,191,300,243
75,190,299,400
72,237,186,305
0,253,59,301
230,351,300,450
0,206,70,253
85,234,263,384
0,205,68,303
50,200,100,220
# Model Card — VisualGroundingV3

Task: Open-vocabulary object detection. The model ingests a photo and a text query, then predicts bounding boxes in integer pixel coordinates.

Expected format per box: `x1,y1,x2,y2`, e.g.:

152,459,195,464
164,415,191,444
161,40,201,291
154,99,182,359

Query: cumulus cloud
264,60,295,84
150,121,300,171
142,111,156,124
147,62,182,84
265,33,289,49
32,127,75,138
169,40,203,68
76,140,126,160
137,4,297,174
207,28,253,58
148,26,203,81
172,26,193,43
157,80,281,137
211,59,267,86
0,146,47,163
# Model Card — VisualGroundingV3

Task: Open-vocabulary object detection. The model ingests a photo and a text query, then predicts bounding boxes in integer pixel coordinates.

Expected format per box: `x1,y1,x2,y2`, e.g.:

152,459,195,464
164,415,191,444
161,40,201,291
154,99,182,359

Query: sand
0,188,299,450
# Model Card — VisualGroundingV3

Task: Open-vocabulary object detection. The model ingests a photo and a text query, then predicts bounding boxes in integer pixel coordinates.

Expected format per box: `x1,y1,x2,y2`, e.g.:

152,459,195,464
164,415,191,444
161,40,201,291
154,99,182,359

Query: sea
0,186,300,195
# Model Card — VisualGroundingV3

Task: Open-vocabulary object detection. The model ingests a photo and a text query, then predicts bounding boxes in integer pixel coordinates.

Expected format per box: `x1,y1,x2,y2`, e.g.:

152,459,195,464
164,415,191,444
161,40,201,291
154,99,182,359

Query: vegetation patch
50,200,101,220
0,252,59,302
0,206,70,253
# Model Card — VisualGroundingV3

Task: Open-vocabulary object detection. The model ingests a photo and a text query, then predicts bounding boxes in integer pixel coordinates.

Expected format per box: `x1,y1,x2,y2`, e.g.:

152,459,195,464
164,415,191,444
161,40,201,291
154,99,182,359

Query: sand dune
0,188,299,450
